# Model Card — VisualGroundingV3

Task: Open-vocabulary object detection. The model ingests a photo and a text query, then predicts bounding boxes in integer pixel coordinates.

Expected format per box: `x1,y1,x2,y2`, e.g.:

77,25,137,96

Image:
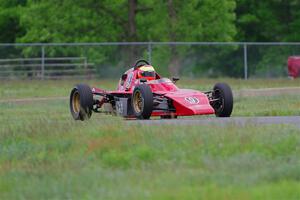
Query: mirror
172,77,180,83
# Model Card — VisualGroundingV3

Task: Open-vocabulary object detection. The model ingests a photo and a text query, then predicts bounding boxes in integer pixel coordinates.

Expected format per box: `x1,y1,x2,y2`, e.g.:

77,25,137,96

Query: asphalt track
128,116,300,128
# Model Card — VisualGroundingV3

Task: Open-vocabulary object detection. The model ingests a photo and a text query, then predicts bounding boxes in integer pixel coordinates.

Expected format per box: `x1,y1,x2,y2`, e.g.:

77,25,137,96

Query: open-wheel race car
70,59,233,120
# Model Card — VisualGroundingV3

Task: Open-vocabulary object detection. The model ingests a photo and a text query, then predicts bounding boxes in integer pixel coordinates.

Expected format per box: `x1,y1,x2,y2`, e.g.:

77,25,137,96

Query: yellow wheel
131,84,153,119
72,90,81,114
133,90,143,113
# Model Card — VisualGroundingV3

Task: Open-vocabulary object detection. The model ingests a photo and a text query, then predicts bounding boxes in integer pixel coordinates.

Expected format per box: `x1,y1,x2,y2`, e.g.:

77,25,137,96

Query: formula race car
70,59,233,120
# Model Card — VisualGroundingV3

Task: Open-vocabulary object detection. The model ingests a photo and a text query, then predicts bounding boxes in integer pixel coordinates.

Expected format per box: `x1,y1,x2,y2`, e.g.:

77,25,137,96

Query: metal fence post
84,56,88,78
41,46,45,80
243,43,248,80
148,42,152,63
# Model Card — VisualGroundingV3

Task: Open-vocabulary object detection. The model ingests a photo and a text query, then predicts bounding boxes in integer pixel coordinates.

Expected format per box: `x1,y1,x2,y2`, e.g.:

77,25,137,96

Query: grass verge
0,79,299,199
0,100,299,199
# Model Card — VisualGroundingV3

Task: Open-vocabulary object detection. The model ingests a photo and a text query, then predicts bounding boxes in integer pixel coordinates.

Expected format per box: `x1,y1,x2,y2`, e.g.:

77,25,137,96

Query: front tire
70,84,94,120
131,84,153,119
211,83,233,117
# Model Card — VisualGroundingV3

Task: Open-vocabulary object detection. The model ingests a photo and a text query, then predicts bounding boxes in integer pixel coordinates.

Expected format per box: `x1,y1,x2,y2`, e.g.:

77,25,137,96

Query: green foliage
0,0,26,42
19,0,125,43
0,0,238,75
1,1,300,76
136,0,237,75
236,0,300,42
0,0,238,43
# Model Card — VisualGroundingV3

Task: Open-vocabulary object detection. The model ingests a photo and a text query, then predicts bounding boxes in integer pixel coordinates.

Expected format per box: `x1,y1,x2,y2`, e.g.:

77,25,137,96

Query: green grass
0,79,116,100
0,79,300,199
0,104,300,199
0,78,299,99
234,95,300,116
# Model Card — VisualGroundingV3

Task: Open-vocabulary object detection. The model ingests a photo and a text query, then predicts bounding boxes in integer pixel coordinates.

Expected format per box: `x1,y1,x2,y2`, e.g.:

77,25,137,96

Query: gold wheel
133,90,143,113
72,90,80,114
131,84,153,119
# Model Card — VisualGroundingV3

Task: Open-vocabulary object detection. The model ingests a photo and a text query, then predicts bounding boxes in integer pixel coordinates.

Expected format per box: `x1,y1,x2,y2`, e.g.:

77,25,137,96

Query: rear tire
70,84,93,120
131,84,153,119
211,83,233,117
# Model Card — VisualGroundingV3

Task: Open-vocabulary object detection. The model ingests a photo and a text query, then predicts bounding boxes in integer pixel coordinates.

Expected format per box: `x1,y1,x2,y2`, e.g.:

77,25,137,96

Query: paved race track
128,116,300,128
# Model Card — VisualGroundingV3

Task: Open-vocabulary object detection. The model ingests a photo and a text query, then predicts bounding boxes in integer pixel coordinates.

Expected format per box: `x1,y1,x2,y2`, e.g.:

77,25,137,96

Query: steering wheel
134,59,150,70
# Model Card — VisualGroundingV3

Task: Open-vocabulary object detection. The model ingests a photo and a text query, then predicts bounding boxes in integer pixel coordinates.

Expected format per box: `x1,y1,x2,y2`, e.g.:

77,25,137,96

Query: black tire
211,83,233,117
70,84,94,121
131,84,153,119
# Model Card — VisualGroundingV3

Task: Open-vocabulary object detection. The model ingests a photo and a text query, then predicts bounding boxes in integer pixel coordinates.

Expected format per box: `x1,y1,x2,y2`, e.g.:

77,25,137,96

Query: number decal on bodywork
185,97,199,104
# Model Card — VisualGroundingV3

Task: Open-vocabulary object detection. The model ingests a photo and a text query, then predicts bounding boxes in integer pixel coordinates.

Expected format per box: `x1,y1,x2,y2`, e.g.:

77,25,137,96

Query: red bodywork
288,56,300,78
92,68,215,117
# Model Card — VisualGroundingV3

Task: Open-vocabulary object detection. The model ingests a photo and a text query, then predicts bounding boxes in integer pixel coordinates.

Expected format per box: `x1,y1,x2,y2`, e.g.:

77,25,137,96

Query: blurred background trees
0,0,298,43
0,0,300,77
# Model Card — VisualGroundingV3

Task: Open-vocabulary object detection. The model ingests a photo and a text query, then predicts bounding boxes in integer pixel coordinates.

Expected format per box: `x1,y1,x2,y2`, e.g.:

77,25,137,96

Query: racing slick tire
131,84,153,119
211,83,233,117
70,84,93,121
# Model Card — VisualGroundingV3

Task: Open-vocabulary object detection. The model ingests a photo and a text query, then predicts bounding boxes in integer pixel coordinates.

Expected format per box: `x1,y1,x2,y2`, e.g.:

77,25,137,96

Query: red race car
70,59,233,120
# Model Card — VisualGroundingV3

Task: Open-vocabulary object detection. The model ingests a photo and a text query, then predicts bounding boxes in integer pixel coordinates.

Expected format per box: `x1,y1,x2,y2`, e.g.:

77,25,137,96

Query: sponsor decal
185,96,199,104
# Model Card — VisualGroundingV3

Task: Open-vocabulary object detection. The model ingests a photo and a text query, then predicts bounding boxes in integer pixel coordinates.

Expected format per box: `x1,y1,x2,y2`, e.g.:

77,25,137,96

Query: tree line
0,0,299,77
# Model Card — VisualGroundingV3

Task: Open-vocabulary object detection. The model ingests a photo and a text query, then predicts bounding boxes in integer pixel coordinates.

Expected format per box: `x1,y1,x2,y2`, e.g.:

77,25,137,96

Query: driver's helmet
137,65,156,81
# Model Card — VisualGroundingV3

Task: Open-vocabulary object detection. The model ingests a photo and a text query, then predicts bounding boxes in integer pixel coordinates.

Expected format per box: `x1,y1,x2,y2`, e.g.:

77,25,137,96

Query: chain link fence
0,42,298,79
